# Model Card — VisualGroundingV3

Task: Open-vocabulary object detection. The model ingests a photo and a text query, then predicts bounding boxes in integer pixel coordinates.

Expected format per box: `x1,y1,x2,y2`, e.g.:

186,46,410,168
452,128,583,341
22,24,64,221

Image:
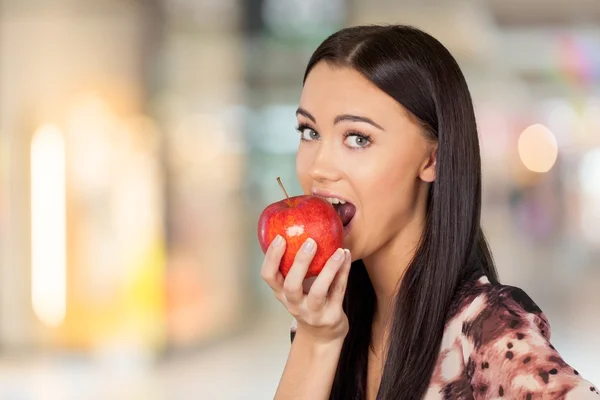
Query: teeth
324,197,346,205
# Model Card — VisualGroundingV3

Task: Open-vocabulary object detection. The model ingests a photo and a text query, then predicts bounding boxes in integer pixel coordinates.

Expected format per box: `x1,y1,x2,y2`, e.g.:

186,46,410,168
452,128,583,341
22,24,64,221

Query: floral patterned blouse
290,274,599,399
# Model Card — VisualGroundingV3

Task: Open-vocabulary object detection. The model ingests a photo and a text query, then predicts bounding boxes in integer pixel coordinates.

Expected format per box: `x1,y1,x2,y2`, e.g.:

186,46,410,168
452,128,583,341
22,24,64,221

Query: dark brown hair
303,25,499,399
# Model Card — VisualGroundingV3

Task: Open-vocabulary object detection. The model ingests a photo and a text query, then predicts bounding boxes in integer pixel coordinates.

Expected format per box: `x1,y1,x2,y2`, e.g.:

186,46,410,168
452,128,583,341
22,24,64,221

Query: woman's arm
261,237,352,400
275,328,344,400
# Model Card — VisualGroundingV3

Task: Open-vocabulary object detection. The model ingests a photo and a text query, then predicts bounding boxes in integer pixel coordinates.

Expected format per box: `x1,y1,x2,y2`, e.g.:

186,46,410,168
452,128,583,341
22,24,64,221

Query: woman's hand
261,235,352,343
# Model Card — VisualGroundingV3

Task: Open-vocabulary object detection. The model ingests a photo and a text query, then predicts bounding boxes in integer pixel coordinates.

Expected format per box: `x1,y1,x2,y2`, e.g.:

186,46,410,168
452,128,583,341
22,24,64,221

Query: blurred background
0,0,599,398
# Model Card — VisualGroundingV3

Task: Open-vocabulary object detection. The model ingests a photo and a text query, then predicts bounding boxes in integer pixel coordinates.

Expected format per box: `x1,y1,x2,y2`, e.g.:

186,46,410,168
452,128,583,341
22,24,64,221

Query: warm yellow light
31,124,67,327
518,124,558,173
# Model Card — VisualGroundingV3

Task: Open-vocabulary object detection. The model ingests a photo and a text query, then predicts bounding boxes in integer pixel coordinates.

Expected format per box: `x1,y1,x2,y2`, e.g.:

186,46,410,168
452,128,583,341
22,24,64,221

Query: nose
308,143,342,183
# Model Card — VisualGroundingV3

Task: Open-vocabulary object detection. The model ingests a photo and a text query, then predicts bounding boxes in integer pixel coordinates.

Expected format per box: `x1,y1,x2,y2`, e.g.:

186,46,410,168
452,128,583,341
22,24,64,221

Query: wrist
295,325,347,352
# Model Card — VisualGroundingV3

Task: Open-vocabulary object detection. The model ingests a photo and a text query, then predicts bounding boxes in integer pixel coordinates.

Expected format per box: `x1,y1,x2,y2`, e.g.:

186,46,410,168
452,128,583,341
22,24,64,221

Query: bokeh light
579,148,600,245
30,124,67,328
518,123,558,173
579,147,600,197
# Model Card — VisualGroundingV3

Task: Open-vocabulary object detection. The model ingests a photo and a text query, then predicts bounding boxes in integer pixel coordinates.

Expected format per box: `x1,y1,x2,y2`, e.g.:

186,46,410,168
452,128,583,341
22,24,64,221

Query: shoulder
448,275,550,346
431,275,599,399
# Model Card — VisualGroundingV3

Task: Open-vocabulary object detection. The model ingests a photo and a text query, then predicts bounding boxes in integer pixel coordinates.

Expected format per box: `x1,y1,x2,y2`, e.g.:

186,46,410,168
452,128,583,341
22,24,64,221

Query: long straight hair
302,25,499,399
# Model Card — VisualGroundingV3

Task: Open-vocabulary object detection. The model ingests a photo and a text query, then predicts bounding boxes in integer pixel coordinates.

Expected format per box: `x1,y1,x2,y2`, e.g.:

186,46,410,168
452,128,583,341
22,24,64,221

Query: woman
260,25,598,399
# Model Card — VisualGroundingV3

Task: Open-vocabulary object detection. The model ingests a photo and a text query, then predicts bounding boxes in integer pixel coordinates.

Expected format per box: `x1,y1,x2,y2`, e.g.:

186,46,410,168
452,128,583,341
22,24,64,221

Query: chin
342,239,362,263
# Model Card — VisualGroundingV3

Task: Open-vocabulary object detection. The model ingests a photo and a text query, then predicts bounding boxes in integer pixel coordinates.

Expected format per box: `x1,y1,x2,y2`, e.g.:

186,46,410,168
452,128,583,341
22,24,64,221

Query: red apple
257,178,343,278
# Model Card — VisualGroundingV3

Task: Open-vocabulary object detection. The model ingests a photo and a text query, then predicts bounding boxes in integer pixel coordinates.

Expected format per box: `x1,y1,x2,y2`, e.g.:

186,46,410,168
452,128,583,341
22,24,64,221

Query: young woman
260,24,598,400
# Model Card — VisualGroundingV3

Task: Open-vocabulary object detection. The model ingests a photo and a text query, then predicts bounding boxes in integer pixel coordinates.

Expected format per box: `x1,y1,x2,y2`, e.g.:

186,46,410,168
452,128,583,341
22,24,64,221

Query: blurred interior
0,0,599,398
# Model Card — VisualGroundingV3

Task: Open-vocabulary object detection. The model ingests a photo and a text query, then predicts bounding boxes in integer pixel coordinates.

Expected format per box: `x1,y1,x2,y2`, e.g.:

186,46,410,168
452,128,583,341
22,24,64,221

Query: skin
296,61,437,326
262,61,437,400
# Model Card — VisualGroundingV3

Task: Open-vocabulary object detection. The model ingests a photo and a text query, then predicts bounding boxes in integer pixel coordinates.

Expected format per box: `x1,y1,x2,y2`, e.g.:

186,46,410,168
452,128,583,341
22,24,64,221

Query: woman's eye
344,134,371,148
300,128,320,141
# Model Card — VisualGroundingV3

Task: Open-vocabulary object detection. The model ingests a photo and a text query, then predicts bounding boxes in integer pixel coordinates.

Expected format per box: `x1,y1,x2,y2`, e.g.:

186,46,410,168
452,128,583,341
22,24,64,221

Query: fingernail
344,249,351,262
273,235,283,247
303,238,315,253
332,248,344,261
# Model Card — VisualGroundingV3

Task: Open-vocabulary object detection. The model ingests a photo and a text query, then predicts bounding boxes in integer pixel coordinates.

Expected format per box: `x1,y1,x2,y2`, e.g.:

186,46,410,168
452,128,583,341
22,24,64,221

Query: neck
363,193,428,335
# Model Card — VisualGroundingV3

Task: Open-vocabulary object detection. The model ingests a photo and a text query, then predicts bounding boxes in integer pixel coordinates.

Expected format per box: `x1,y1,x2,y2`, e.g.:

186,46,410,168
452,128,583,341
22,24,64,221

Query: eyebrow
295,107,384,131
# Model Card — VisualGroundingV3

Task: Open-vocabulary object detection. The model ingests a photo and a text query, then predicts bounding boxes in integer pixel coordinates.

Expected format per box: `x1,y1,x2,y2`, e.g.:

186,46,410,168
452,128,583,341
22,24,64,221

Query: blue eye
344,133,371,149
297,125,320,141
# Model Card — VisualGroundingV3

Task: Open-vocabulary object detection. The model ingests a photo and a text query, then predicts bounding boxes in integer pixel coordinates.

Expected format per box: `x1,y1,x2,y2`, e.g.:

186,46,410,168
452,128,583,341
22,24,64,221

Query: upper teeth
325,197,346,205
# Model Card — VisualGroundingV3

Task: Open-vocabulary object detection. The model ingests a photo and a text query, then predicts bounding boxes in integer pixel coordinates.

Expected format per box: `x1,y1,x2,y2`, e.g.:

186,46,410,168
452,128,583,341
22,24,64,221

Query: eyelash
295,123,373,150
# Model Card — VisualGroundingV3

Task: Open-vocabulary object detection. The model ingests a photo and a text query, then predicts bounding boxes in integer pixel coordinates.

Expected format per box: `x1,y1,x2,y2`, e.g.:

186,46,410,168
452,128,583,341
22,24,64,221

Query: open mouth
334,202,356,228
322,197,356,228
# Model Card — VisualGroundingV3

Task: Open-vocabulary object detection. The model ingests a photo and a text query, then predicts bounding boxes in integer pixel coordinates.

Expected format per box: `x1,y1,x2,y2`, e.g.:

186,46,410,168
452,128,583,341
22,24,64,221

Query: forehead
299,62,407,123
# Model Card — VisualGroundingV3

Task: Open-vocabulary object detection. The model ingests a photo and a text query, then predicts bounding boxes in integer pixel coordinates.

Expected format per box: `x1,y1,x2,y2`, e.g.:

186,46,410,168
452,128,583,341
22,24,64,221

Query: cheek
355,148,422,219
355,148,416,190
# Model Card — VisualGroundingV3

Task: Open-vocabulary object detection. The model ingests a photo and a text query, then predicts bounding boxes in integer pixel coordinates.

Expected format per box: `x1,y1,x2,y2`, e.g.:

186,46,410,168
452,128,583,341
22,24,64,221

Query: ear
419,144,437,183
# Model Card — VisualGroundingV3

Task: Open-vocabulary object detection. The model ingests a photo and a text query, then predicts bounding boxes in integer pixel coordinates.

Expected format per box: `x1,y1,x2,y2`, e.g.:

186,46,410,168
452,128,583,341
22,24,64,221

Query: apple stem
277,177,292,206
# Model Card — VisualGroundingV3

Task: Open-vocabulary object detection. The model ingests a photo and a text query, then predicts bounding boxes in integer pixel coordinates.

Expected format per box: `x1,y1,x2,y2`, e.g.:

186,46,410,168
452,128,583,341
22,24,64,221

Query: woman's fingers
306,248,345,311
262,238,351,339
328,249,352,304
260,235,286,296
283,238,316,305
262,236,351,335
